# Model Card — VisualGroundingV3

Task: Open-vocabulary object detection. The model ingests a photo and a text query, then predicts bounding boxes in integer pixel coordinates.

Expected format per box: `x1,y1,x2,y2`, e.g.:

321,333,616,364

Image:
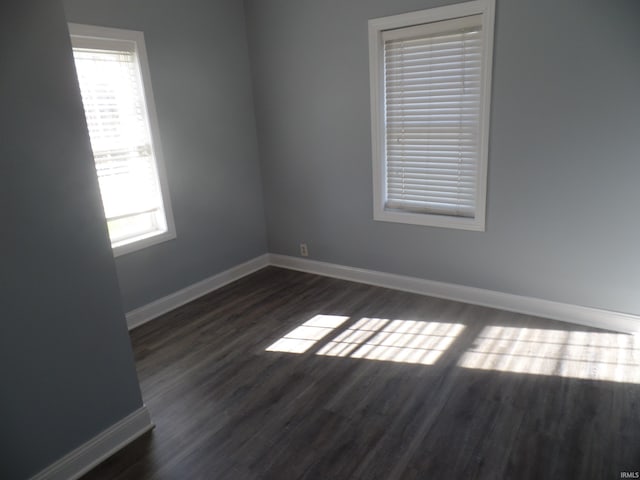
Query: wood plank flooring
82,267,640,479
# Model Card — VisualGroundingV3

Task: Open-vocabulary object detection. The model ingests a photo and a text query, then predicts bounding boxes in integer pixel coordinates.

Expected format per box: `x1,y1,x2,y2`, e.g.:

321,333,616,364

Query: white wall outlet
300,243,309,257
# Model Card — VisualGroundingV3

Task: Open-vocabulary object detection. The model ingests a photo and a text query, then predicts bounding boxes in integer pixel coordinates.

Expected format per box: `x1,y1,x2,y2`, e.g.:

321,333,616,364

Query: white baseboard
268,254,640,334
30,406,153,480
126,254,270,329
124,252,639,334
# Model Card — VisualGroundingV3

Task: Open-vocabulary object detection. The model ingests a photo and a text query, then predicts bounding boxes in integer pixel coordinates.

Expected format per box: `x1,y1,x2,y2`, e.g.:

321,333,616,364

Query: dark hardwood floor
82,267,640,479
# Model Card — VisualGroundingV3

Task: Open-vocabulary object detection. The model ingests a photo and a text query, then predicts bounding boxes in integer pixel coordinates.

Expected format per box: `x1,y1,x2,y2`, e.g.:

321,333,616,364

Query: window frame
68,23,176,256
368,0,495,231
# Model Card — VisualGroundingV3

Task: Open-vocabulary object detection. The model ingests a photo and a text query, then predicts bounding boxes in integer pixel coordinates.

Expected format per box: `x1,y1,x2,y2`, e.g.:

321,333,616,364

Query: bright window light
458,326,640,383
266,315,350,354
317,318,465,365
69,24,175,256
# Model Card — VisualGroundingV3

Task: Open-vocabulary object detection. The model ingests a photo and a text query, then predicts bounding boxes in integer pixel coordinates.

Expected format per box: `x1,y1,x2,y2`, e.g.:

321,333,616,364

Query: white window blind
383,15,482,219
369,0,494,231
70,25,174,254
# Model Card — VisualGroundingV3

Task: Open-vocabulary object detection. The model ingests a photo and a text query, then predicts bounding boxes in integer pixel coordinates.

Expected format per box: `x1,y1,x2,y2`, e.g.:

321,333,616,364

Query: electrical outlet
300,243,309,257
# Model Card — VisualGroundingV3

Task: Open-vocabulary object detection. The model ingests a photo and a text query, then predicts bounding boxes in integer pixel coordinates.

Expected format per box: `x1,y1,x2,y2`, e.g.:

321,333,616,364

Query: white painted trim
368,0,495,232
126,254,270,329
30,406,153,480
268,254,640,334
124,252,640,334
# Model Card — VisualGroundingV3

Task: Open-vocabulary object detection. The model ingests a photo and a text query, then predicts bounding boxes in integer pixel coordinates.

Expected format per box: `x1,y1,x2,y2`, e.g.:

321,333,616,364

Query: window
369,0,495,231
69,23,175,255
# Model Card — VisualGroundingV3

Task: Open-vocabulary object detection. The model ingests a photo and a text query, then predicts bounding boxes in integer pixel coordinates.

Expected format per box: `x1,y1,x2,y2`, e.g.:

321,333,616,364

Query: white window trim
368,0,495,231
68,23,176,256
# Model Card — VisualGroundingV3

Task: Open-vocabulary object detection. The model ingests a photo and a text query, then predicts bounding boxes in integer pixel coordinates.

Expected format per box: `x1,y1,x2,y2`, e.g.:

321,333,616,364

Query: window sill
374,208,485,232
112,229,176,257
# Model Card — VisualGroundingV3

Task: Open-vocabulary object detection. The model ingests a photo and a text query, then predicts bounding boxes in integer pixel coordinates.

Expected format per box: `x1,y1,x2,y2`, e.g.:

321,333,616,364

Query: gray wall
245,0,640,314
0,1,144,478
63,0,267,312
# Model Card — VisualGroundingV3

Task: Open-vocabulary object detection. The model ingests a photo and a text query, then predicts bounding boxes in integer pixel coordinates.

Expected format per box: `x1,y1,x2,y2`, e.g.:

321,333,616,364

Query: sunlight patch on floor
265,314,350,353
458,326,640,383
316,318,465,365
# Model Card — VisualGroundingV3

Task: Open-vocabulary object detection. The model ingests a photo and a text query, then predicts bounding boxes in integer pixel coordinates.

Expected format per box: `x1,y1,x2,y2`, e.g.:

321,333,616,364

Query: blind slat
385,199,475,218
383,16,483,218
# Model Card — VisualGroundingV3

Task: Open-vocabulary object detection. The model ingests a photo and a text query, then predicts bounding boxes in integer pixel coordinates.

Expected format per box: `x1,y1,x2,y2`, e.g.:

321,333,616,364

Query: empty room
3,0,640,479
